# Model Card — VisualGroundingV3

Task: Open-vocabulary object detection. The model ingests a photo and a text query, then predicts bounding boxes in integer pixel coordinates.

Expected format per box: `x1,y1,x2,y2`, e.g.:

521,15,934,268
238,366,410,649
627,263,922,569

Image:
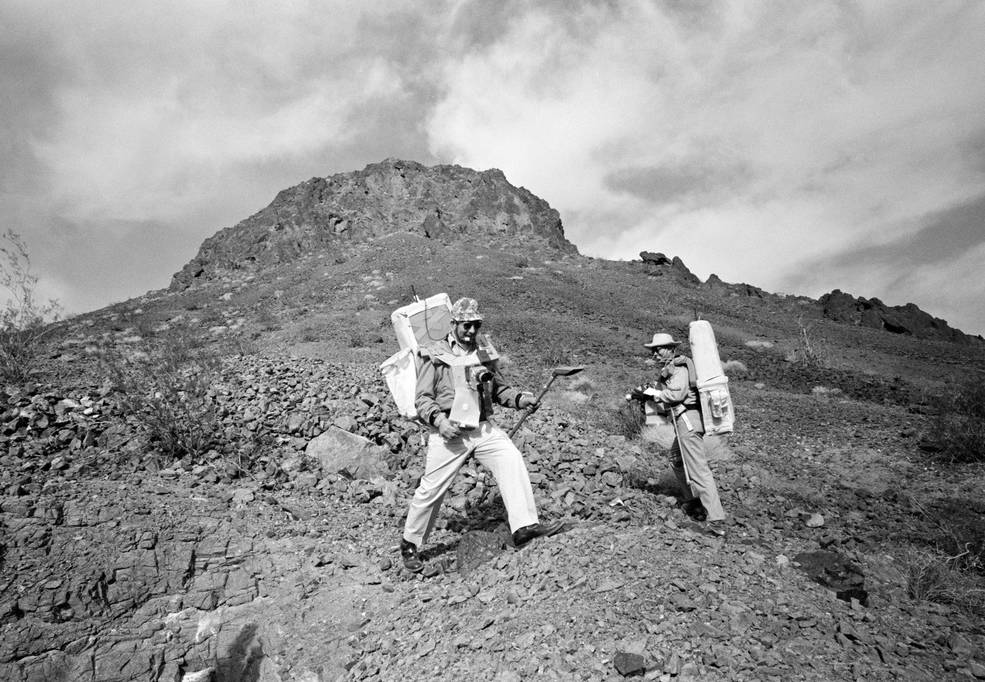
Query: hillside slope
2,163,985,681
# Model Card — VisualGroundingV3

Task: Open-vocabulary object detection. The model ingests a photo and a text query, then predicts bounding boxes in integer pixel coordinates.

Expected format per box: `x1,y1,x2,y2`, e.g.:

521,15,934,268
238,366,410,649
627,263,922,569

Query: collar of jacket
659,355,687,377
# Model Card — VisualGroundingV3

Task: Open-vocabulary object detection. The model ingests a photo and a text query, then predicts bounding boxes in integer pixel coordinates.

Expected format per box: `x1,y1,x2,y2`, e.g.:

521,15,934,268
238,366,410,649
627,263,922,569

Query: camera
467,366,493,386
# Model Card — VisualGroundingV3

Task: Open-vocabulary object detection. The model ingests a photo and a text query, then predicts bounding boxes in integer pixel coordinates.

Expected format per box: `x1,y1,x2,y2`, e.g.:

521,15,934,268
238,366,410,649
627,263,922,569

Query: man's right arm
415,355,460,438
414,355,441,426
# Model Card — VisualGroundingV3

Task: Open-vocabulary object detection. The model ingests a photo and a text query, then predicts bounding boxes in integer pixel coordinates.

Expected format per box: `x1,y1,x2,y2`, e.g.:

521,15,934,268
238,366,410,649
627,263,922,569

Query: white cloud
426,0,985,333
28,1,409,226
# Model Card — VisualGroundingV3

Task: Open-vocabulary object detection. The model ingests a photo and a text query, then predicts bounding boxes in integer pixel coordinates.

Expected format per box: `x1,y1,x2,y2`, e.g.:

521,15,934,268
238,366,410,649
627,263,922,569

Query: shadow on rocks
214,623,264,682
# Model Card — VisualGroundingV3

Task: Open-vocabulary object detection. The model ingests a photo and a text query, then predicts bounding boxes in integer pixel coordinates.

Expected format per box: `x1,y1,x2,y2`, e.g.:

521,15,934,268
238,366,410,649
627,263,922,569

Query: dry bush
900,547,985,614
1,230,60,383
103,329,223,463
932,377,985,463
607,401,646,440
796,318,827,368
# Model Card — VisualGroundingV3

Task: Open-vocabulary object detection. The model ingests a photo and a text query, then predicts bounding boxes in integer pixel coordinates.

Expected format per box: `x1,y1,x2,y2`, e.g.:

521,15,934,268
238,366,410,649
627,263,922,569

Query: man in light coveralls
400,297,565,572
637,332,727,537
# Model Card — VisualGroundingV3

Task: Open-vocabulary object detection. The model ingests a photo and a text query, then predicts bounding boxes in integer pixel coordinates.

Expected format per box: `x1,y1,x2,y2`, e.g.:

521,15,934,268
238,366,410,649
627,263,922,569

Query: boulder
305,426,391,480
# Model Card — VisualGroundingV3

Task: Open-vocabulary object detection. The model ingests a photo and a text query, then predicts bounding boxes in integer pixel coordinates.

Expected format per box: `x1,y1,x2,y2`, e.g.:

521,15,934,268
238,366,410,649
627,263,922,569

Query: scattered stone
613,651,646,677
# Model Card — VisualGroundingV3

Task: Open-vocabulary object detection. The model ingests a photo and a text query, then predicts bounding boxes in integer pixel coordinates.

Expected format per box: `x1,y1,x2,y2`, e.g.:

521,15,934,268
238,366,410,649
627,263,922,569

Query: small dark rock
613,651,646,677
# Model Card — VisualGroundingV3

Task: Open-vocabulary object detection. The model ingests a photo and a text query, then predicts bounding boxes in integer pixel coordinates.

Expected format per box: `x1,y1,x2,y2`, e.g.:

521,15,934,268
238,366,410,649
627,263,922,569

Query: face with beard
453,320,482,350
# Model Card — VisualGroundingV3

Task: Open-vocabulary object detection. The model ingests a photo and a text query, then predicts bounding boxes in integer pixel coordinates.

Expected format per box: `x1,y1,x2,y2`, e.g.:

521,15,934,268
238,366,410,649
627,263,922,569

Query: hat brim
643,341,678,348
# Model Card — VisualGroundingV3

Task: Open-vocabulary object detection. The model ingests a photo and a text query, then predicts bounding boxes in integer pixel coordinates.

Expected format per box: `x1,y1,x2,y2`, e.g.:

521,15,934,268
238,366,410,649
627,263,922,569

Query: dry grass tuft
900,546,985,614
933,377,985,463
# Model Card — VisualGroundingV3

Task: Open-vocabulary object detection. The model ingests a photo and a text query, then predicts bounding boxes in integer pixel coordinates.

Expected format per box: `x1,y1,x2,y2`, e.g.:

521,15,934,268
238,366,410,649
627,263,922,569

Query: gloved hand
435,414,461,439
517,394,540,411
628,386,649,402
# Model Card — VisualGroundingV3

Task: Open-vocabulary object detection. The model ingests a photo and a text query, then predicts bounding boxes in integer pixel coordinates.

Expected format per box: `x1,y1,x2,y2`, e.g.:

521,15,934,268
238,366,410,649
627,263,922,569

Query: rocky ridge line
171,159,577,290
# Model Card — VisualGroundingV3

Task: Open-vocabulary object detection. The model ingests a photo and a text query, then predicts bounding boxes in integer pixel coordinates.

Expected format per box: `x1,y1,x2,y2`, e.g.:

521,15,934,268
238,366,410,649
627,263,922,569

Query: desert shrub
606,401,646,439
722,359,748,376
931,377,985,463
796,319,827,368
103,328,222,462
1,230,60,383
900,547,985,614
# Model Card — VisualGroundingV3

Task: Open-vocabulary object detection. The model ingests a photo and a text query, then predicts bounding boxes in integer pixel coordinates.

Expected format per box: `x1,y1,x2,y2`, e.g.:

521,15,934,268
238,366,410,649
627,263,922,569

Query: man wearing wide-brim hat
634,331,726,536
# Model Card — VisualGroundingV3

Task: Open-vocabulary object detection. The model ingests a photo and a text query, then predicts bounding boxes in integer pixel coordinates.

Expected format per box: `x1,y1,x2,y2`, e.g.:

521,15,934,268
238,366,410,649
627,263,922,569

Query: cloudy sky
3,1,984,335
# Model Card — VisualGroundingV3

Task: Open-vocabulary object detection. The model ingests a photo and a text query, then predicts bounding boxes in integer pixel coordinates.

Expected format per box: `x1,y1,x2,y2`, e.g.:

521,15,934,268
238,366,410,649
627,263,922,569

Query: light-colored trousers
402,421,539,547
642,418,725,522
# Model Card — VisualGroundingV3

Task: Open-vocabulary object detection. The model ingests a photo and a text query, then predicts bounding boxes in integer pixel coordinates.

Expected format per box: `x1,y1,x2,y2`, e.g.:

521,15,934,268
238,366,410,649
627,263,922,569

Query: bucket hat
450,297,483,322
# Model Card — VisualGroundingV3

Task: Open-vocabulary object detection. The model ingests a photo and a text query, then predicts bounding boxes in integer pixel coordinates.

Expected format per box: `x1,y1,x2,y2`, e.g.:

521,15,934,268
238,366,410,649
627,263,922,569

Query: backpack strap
681,356,697,390
667,356,696,389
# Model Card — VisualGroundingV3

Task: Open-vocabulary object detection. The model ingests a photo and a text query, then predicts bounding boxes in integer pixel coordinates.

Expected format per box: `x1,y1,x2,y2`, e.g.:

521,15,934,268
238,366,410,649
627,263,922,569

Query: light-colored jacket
414,335,522,427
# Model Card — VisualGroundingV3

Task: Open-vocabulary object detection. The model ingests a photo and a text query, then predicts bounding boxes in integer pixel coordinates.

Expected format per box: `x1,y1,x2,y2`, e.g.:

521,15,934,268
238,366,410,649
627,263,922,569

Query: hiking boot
705,520,727,538
680,499,708,522
400,539,423,573
512,521,567,547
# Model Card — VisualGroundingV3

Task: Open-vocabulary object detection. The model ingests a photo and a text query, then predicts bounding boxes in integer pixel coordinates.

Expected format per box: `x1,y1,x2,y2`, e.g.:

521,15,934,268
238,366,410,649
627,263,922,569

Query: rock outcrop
639,251,700,286
819,289,981,344
171,159,577,289
704,273,768,299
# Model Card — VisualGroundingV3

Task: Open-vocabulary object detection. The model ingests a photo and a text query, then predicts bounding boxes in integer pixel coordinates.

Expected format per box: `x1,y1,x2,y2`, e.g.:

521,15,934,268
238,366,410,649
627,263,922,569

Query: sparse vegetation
932,377,985,463
901,546,985,614
0,230,61,383
722,359,748,376
102,328,223,463
608,400,646,440
796,318,827,368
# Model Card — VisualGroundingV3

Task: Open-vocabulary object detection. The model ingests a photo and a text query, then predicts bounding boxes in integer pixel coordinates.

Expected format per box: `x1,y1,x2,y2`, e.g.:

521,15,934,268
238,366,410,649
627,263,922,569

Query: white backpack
379,294,453,419
688,320,735,435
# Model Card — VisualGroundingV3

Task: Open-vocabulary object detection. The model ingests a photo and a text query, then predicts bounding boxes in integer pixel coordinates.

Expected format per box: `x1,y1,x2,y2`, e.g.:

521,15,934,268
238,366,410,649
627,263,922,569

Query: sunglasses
459,320,482,330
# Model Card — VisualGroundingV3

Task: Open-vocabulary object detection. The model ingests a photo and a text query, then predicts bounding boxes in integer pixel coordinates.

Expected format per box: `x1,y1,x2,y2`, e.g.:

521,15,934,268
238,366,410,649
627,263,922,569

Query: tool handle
508,376,558,438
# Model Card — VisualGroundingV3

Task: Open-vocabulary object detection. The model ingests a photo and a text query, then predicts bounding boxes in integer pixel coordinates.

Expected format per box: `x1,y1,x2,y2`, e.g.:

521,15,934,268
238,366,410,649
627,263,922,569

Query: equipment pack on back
379,294,453,420
688,320,735,435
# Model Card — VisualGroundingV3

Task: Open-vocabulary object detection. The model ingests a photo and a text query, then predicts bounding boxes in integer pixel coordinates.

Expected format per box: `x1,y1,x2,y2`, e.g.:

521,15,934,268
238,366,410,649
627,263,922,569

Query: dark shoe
705,520,727,538
512,521,567,547
680,499,707,522
400,539,423,573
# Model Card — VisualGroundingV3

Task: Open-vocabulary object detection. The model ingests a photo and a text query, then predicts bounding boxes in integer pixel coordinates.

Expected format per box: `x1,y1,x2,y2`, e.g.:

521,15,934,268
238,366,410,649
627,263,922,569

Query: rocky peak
819,288,982,344
171,159,577,289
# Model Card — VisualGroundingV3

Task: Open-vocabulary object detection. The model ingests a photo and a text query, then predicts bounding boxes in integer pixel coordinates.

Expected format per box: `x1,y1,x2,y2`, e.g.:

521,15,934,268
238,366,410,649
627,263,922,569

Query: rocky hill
3,161,985,681
171,159,576,290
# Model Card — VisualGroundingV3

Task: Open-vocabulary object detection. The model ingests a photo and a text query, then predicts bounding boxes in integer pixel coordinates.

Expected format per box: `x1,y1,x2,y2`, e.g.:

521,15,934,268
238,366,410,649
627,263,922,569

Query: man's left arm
490,363,535,409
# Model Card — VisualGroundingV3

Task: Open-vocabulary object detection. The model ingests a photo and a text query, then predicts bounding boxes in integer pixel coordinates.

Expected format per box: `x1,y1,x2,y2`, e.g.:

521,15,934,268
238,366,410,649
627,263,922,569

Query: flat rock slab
305,426,390,480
